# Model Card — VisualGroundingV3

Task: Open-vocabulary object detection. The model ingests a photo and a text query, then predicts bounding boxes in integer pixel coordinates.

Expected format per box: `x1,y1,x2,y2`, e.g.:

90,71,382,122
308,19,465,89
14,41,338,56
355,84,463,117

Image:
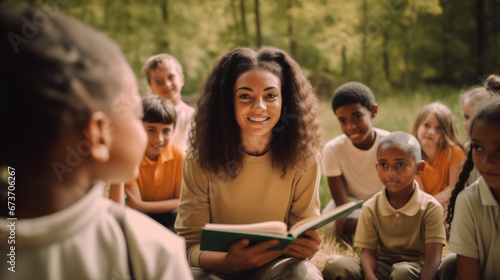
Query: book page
289,200,362,237
204,221,288,236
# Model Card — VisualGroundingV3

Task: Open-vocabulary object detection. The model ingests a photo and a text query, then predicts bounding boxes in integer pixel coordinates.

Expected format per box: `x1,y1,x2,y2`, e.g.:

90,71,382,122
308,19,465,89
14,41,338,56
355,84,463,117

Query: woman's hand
224,238,284,271
283,230,321,259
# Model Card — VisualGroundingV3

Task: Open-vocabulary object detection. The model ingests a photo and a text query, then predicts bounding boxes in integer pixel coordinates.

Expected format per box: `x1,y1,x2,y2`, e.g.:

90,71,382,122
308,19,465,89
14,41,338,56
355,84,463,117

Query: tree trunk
239,0,249,45
382,29,390,84
287,0,297,58
404,19,414,91
230,0,239,38
494,0,500,69
255,0,262,47
475,0,485,77
159,0,169,52
361,0,368,84
441,2,452,83
342,45,347,76
161,0,168,22
103,0,110,29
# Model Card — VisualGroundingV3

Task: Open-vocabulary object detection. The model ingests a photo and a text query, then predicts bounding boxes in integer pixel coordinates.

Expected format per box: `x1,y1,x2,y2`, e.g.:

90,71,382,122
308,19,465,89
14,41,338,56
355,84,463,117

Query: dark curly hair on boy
331,81,376,114
189,46,322,178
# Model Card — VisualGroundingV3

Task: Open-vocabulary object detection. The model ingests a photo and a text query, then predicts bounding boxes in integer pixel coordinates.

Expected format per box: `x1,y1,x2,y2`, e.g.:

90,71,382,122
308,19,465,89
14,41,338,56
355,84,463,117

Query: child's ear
416,160,425,174
180,73,185,87
85,111,112,163
371,104,378,118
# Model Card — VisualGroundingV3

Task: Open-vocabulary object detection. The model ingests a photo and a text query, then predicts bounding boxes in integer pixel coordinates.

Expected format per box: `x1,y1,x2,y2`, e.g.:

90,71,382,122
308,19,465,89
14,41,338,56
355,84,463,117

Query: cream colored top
175,151,321,267
0,183,193,280
449,177,500,279
354,183,446,264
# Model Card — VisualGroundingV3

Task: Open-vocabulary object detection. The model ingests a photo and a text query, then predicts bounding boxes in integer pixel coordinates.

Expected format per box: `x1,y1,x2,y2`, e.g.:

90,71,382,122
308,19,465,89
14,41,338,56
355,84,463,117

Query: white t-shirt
322,127,389,201
0,183,193,280
171,101,195,153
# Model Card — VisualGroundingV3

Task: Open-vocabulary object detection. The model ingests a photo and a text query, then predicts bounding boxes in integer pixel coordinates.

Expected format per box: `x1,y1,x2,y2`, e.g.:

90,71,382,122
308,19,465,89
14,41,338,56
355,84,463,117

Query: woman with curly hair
175,46,323,279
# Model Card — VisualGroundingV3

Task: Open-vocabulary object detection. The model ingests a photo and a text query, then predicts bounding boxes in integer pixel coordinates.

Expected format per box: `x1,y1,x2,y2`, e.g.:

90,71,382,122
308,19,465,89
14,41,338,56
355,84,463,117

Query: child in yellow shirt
125,95,185,231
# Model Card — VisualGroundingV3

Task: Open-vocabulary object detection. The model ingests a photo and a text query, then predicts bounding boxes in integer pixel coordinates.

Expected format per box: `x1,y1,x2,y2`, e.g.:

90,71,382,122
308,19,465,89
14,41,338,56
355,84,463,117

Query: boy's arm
360,248,378,280
125,185,179,213
326,175,353,239
420,243,443,280
456,255,481,280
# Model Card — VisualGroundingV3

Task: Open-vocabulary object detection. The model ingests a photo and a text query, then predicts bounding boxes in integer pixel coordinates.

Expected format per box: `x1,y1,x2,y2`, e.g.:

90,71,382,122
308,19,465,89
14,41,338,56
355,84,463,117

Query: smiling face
416,113,443,148
143,122,174,161
233,68,282,144
148,61,184,106
335,103,377,150
376,142,425,194
471,119,500,190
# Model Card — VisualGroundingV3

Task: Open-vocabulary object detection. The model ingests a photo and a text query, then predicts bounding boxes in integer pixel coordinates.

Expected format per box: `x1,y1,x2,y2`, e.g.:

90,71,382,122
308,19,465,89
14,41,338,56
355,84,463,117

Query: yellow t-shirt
125,144,185,201
419,145,465,195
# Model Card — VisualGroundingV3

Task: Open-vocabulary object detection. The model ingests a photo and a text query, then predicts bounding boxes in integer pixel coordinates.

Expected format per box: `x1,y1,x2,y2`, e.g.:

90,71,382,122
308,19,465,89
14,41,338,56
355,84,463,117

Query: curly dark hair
190,46,322,178
331,81,376,114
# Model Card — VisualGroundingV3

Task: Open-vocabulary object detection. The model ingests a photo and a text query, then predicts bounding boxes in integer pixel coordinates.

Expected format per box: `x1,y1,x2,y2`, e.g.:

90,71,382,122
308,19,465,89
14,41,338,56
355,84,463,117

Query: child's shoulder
374,127,390,138
159,144,185,161
124,208,184,245
177,101,195,113
456,178,484,203
124,208,192,278
324,133,351,150
170,143,186,158
417,188,442,209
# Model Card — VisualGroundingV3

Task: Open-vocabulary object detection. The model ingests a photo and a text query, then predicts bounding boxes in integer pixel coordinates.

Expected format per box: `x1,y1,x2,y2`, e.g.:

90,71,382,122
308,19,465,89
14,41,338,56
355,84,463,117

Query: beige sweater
175,151,321,267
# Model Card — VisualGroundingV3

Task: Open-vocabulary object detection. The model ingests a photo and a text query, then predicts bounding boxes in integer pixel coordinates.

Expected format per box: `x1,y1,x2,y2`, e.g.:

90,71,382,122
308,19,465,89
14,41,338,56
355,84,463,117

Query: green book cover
200,200,363,252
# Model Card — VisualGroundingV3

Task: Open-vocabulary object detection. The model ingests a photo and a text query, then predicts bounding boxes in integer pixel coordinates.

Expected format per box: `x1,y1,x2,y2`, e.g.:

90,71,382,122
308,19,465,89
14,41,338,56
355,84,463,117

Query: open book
200,200,363,252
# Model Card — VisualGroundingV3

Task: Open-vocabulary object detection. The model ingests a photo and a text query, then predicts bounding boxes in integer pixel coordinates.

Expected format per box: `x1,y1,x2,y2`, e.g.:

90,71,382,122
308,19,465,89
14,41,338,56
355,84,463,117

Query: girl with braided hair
441,98,500,279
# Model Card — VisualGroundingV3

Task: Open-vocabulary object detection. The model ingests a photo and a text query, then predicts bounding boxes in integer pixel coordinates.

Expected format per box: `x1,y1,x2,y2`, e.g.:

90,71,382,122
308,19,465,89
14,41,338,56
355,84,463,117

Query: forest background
5,0,499,267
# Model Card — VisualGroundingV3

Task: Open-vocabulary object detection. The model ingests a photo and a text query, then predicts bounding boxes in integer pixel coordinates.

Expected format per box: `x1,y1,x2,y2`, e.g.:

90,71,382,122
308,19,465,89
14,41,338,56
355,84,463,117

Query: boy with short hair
125,95,185,231
322,81,389,240
322,131,446,280
142,53,195,152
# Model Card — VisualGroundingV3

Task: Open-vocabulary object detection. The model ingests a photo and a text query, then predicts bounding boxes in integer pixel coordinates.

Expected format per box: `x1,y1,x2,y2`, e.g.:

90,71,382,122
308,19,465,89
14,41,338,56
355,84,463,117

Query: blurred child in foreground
0,6,192,279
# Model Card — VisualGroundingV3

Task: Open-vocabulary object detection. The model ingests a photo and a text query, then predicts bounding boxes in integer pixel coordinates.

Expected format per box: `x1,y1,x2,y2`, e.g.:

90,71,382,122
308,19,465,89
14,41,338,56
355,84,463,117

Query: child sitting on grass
442,98,500,279
412,102,466,209
142,53,195,152
125,95,185,232
322,131,446,280
0,6,192,279
322,81,389,240
459,74,500,185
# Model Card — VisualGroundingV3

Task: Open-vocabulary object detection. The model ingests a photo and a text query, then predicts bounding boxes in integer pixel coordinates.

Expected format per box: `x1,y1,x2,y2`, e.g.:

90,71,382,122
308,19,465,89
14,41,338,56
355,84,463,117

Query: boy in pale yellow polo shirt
125,95,185,232
322,131,446,280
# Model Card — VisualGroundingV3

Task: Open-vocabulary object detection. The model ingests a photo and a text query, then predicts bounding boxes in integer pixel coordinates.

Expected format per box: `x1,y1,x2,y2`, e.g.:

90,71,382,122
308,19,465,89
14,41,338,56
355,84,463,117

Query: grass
314,85,459,269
